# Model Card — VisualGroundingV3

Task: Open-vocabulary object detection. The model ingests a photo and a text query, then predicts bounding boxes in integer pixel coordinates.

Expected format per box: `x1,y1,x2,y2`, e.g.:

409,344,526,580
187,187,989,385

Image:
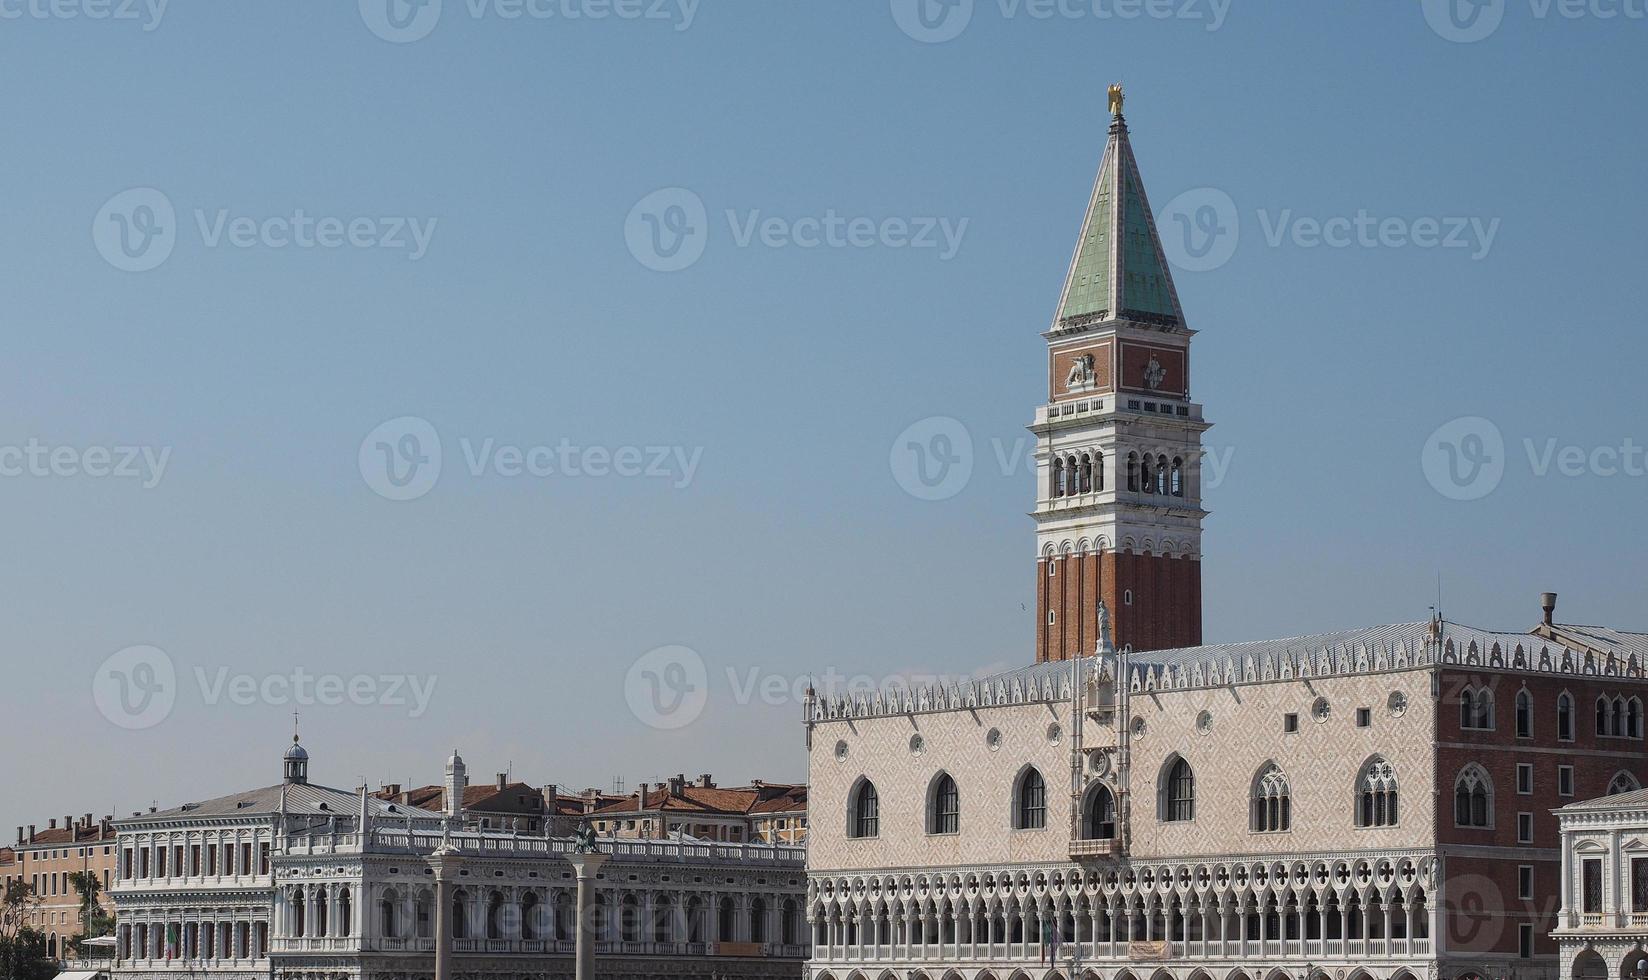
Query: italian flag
165,924,179,961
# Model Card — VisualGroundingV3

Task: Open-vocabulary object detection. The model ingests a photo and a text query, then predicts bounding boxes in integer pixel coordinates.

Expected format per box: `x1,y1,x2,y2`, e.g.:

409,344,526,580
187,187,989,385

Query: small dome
447,749,464,767
285,736,309,761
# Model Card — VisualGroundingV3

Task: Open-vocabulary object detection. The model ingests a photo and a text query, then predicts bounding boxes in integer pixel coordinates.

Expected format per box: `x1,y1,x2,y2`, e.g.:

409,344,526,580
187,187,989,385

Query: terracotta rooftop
592,781,807,818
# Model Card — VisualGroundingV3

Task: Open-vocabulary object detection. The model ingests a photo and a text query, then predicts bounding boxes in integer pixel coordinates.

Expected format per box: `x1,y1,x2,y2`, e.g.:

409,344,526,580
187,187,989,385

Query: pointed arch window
1082,783,1117,840
1357,757,1399,828
1161,756,1195,822
1631,698,1643,739
1558,692,1575,741
848,780,879,839
1015,768,1048,830
1515,689,1532,738
927,773,959,835
1454,765,1493,828
1251,763,1291,833
1610,771,1643,796
1460,685,1494,730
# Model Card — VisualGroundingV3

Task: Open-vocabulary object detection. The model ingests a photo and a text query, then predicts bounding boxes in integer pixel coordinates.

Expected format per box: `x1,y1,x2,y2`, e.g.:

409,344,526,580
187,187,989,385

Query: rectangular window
1583,858,1603,913
1519,922,1533,959
1634,858,1648,913
206,844,216,875
189,845,200,876
241,843,252,874
259,843,270,875
1517,763,1534,795
1283,713,1299,734
1559,765,1575,797
1519,865,1534,900
1356,707,1371,728
1518,812,1534,844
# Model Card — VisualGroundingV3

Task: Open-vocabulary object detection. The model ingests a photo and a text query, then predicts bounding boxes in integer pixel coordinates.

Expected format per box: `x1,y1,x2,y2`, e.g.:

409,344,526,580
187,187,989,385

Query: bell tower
1033,88,1210,662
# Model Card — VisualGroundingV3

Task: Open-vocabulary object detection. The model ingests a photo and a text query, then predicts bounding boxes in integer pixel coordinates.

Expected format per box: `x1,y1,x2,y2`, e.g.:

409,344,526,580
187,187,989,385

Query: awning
53,971,105,980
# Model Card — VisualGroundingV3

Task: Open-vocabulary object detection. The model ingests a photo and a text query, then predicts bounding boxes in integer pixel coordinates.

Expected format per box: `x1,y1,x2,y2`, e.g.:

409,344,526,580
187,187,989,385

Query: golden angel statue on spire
1107,83,1125,117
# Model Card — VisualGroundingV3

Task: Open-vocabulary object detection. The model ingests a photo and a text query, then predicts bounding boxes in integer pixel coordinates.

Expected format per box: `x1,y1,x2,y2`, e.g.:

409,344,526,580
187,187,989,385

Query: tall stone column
568,853,609,980
429,846,464,980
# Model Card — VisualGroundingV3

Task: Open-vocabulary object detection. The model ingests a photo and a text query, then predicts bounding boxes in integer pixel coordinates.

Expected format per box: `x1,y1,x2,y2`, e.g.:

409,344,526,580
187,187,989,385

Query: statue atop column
572,820,600,855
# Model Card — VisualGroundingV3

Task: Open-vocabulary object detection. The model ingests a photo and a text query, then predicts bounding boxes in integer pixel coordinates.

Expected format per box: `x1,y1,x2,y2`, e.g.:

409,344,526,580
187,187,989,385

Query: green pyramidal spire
1053,101,1185,331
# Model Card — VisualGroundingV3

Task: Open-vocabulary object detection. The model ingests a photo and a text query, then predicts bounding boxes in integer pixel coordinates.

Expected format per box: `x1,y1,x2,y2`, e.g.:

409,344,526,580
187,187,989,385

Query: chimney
667,775,686,796
696,774,714,789
15,828,22,846
83,813,92,828
1542,592,1559,626
496,773,507,792
100,817,112,835
542,785,558,814
27,825,36,841
48,819,57,830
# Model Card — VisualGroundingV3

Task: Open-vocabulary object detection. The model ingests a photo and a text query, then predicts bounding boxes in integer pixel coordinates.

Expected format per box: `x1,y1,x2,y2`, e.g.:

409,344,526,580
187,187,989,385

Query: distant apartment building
11,814,119,961
588,775,808,844
372,774,627,835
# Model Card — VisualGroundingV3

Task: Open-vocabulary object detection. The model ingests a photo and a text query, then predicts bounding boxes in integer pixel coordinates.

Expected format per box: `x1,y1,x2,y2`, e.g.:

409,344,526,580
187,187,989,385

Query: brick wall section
1435,669,1648,959
1037,552,1201,662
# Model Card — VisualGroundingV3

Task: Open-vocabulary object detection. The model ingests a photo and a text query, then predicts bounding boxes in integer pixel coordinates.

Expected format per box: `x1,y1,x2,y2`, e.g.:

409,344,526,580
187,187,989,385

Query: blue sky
2,1,1645,834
